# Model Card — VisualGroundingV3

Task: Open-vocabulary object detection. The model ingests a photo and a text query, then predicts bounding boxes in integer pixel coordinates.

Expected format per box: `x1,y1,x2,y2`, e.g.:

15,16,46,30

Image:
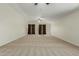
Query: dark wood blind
43,25,46,34
32,24,35,34
28,24,35,34
28,24,31,34
39,25,42,35
39,24,46,35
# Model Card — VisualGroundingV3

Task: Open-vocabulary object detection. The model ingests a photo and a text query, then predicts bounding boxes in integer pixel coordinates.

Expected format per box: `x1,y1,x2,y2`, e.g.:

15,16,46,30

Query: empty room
0,3,79,56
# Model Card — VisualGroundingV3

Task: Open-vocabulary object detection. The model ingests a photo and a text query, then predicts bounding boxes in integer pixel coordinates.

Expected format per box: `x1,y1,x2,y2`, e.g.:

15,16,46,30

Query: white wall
0,4,28,46
51,8,79,46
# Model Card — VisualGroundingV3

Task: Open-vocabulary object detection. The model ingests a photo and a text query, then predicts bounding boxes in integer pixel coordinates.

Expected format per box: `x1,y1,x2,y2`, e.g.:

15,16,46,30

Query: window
39,24,46,35
28,24,35,34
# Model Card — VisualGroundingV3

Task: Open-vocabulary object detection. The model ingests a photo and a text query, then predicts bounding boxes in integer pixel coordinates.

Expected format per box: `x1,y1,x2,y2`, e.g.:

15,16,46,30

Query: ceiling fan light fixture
46,3,50,5
34,3,38,5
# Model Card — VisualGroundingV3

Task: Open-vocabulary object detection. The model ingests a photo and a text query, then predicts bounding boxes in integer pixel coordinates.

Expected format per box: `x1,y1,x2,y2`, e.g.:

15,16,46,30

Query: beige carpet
0,35,79,56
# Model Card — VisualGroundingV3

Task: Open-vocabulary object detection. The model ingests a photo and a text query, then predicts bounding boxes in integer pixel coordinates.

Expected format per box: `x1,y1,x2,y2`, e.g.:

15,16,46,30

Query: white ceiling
11,3,79,20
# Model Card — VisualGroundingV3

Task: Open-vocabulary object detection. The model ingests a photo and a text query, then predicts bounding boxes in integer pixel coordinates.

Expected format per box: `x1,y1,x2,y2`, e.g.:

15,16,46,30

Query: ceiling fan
34,3,50,5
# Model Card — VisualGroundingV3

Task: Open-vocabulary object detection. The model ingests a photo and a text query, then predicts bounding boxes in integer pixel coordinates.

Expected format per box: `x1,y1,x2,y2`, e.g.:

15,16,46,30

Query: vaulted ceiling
9,3,79,20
